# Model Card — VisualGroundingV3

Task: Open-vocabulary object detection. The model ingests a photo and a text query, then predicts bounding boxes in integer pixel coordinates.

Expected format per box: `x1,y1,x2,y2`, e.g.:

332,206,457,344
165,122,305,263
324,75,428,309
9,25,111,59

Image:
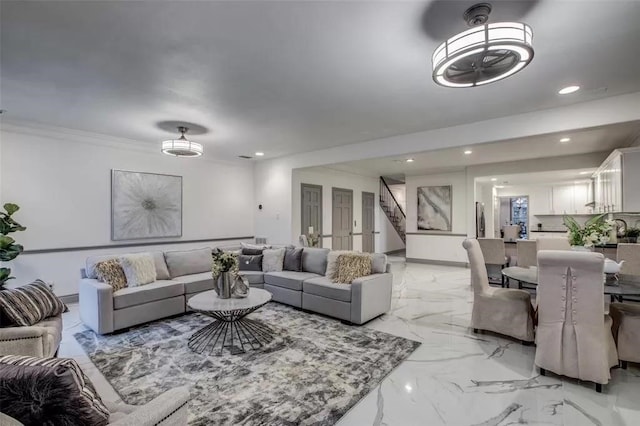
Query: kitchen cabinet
550,183,592,215
594,148,640,213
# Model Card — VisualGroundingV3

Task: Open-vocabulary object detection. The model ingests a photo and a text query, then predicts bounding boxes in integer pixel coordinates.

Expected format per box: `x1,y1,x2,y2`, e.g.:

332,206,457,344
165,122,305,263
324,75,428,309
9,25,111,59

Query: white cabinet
550,183,591,215
593,148,640,213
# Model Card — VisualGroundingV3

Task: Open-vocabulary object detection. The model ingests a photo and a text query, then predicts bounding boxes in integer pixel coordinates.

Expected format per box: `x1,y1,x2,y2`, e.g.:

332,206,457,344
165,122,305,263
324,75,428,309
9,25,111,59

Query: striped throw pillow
0,280,68,326
0,355,110,425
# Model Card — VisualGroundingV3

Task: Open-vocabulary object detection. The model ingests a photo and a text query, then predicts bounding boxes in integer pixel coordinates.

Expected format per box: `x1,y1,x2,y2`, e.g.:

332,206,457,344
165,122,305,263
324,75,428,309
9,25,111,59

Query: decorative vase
232,276,250,298
215,272,233,299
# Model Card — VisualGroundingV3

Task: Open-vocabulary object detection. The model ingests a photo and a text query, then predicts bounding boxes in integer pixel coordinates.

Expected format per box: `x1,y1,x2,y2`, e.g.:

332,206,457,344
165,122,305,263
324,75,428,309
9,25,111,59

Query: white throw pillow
119,253,157,287
262,248,285,272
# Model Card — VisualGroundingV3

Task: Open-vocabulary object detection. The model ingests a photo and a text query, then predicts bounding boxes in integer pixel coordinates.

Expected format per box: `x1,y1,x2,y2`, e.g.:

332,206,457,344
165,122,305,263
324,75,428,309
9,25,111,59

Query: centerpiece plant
0,203,27,288
211,249,239,279
563,213,615,248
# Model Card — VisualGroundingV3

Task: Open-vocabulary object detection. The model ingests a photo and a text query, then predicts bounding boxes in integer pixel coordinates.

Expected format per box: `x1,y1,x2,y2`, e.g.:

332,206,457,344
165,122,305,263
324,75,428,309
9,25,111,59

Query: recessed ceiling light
491,178,497,181
579,171,590,175
464,150,472,155
559,137,571,143
494,185,505,189
255,152,264,156
406,158,415,163
558,85,580,95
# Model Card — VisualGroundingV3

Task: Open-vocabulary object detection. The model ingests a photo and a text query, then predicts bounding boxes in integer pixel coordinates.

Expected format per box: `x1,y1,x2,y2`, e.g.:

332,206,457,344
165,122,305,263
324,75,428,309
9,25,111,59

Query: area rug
74,302,420,425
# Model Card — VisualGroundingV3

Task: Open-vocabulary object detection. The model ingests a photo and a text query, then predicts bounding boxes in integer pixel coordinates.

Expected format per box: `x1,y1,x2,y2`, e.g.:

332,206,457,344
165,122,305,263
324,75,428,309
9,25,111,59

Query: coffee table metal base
189,308,274,356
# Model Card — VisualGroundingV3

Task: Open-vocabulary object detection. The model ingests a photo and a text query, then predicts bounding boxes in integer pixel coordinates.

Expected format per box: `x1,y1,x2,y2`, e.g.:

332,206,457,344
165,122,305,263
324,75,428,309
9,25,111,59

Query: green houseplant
563,213,614,248
0,203,27,288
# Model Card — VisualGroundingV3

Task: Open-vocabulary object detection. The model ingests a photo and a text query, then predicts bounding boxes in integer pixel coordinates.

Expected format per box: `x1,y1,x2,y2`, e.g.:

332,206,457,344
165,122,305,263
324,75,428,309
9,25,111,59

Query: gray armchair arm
350,273,392,324
79,278,114,334
110,387,190,426
0,326,47,357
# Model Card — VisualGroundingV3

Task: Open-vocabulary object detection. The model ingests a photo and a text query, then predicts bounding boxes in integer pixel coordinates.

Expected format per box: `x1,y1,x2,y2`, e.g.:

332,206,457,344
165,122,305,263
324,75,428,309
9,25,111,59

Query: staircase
379,177,406,243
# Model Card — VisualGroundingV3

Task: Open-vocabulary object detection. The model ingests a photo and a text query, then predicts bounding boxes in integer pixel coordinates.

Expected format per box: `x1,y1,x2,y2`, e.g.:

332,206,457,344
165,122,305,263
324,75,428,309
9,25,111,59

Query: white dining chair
536,237,571,251
503,225,521,242
617,243,640,276
298,235,309,247
535,250,618,392
610,302,640,369
516,239,537,268
477,238,510,287
462,239,534,343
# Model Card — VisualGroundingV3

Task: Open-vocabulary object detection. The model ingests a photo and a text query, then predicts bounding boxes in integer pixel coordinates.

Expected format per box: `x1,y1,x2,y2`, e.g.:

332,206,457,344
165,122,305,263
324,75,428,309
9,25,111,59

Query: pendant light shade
161,126,203,157
432,3,534,88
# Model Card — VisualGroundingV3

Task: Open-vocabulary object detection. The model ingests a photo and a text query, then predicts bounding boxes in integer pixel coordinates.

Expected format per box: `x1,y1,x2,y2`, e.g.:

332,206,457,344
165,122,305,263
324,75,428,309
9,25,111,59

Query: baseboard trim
384,249,406,255
60,294,79,304
406,258,468,268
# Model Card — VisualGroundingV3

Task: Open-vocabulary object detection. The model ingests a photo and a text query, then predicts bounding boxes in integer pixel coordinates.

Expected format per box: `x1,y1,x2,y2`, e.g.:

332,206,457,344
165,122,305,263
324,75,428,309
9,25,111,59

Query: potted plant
0,203,27,288
211,249,240,299
625,227,640,244
563,213,615,249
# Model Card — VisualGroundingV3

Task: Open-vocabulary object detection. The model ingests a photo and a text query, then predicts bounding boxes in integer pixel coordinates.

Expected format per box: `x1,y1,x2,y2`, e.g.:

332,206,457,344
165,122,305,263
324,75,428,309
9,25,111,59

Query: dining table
502,266,640,303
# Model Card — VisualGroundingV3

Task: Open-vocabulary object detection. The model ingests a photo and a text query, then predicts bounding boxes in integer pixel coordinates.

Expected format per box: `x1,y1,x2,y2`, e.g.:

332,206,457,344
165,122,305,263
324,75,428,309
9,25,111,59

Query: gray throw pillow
242,247,264,256
283,248,303,272
238,255,263,271
262,248,285,272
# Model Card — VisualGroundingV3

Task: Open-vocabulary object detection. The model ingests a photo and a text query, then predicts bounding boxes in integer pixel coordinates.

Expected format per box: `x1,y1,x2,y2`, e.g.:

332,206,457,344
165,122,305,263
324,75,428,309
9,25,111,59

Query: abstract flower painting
111,170,182,240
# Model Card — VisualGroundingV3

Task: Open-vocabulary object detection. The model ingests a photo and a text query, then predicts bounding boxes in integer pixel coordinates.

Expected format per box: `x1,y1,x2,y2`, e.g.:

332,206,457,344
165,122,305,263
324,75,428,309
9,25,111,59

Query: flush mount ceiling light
432,3,534,88
558,85,580,95
161,126,203,157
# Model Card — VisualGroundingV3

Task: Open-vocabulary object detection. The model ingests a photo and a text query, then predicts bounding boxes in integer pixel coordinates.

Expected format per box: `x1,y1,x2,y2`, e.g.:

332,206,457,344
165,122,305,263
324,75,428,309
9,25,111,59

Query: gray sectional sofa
79,246,392,334
241,248,393,325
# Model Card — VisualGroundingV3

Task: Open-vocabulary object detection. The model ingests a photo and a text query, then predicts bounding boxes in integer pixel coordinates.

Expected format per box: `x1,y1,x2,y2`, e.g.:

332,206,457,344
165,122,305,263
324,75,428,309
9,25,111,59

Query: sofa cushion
301,248,330,275
303,276,352,302
164,248,212,278
371,253,388,274
238,254,263,271
0,280,68,327
264,271,320,291
262,248,285,272
113,280,184,310
335,253,372,284
0,355,110,426
239,271,265,285
119,253,157,287
86,251,169,280
95,259,127,291
284,247,303,272
173,272,215,294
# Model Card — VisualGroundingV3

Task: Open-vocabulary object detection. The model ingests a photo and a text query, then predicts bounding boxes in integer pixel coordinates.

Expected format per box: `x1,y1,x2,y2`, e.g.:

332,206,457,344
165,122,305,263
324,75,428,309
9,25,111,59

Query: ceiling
314,121,640,177
2,1,640,160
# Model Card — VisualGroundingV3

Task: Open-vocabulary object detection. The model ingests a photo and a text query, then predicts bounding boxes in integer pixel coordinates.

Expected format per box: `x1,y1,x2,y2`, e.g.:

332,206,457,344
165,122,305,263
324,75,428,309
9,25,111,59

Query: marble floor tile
60,258,640,425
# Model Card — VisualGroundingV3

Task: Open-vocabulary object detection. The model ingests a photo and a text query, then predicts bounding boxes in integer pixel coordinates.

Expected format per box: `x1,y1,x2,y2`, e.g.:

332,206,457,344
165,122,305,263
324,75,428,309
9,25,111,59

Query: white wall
292,167,404,253
405,171,468,263
0,123,255,296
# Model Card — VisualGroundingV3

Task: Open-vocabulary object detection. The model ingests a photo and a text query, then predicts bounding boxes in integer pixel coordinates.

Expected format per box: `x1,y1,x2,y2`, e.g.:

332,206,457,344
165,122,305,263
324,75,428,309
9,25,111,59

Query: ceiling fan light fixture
161,126,203,157
432,3,534,88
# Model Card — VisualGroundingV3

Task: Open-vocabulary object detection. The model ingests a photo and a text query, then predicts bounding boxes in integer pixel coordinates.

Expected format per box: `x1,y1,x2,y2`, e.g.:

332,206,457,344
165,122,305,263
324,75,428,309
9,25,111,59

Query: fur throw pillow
95,259,127,291
262,248,285,272
325,250,354,280
118,253,157,287
334,253,372,284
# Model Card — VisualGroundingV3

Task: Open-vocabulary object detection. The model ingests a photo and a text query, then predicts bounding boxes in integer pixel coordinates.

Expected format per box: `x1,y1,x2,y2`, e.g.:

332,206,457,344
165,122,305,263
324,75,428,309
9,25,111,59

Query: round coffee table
187,288,273,356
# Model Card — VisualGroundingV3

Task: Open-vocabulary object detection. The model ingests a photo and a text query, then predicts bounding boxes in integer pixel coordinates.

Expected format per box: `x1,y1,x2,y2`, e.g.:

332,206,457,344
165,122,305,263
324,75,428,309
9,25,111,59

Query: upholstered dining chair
516,239,537,268
462,239,534,343
477,238,510,287
609,303,640,369
617,243,640,276
536,237,571,251
299,235,309,247
535,250,618,392
503,225,521,242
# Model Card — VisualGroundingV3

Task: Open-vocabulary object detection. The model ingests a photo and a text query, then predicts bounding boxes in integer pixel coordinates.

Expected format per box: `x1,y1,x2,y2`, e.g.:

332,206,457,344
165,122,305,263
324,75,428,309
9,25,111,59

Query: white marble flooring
59,258,640,425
